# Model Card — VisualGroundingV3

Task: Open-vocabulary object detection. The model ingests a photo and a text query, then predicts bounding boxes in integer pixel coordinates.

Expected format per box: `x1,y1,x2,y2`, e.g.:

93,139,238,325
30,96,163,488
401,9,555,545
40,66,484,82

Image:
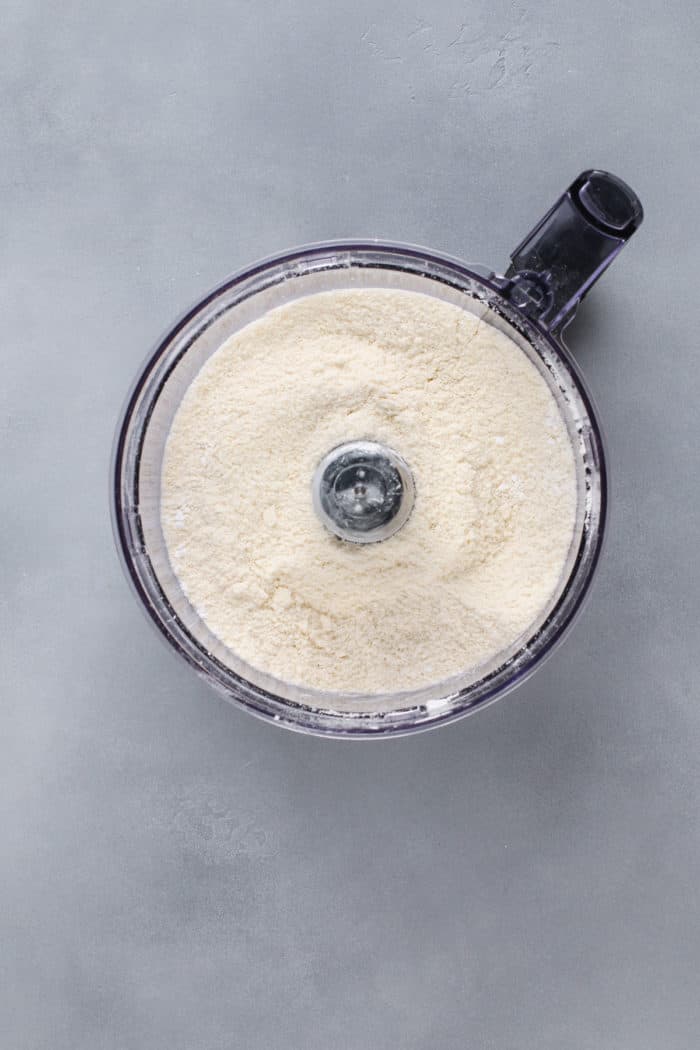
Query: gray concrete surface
2,2,699,1047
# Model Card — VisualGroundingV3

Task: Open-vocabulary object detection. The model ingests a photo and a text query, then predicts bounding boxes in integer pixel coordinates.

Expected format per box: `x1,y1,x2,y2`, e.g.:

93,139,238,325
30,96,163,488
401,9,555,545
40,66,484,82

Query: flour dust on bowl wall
112,171,643,736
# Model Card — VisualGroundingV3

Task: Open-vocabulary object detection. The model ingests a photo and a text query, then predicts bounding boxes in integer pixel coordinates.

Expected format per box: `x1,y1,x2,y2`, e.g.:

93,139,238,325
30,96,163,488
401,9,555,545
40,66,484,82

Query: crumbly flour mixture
161,288,577,694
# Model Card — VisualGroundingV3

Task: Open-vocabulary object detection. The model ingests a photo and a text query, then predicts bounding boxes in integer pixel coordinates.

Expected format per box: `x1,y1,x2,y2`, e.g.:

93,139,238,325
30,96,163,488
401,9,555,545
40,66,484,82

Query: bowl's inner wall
121,252,601,727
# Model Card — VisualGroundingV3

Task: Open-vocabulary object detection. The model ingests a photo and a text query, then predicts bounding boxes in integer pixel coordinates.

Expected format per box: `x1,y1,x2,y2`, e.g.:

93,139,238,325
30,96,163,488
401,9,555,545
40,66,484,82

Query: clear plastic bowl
111,242,606,736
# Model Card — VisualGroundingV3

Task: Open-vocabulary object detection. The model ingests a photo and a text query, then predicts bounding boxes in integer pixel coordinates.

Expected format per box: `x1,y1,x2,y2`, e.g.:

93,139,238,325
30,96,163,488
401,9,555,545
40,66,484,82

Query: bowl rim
111,239,608,738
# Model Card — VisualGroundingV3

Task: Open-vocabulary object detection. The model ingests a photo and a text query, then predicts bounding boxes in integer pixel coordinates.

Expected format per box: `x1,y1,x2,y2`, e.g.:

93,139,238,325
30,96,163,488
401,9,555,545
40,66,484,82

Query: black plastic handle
503,170,643,337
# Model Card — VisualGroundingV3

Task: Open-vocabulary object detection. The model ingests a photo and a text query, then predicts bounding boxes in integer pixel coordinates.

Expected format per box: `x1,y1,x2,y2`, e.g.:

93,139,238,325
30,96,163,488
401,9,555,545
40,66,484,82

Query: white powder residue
161,288,577,693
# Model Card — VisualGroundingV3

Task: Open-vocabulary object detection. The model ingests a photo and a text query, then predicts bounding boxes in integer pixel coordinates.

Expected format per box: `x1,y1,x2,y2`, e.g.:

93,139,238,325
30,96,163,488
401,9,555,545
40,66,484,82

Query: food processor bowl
112,171,642,736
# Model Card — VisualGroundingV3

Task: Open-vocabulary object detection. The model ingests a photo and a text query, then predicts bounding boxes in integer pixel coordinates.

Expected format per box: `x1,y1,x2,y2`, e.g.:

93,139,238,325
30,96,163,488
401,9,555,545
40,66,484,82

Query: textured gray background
2,2,699,1048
